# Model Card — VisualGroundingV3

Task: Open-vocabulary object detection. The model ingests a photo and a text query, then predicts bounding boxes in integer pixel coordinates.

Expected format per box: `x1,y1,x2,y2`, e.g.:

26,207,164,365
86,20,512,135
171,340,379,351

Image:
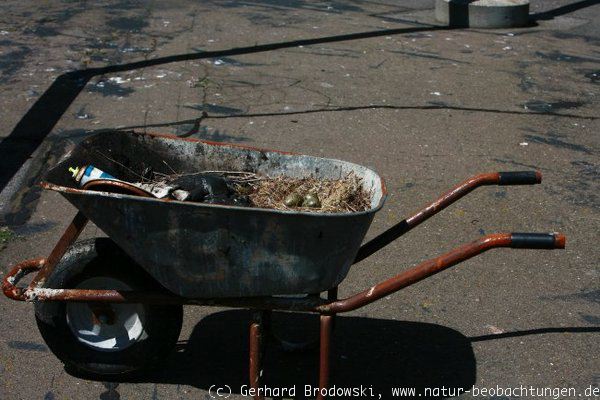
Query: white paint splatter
108,76,129,84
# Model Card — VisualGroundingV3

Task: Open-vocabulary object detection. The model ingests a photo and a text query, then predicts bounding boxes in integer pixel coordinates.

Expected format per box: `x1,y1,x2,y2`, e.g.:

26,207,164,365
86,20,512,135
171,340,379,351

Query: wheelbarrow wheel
34,238,183,376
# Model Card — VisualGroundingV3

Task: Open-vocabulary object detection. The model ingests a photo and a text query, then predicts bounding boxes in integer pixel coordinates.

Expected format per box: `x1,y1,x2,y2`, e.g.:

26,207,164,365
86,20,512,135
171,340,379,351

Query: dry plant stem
245,173,370,213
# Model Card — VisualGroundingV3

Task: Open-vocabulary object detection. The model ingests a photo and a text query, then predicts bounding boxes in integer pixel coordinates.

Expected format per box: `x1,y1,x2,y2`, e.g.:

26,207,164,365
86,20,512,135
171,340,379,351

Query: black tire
35,238,183,376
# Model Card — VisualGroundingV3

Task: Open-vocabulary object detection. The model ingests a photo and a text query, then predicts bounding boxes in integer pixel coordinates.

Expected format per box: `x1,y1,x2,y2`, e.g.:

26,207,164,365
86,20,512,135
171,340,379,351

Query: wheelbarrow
3,131,566,399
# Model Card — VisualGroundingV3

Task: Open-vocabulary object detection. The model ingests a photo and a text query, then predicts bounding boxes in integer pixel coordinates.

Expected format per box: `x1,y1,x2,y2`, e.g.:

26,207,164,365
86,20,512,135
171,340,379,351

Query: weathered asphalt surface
0,1,598,399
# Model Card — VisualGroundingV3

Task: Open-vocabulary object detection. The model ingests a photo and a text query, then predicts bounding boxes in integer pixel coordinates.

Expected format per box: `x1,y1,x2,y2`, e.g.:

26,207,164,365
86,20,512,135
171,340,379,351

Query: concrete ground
0,1,598,399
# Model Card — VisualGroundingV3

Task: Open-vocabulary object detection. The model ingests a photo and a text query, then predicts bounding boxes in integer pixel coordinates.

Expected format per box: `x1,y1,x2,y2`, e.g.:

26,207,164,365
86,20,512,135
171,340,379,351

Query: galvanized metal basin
43,131,386,298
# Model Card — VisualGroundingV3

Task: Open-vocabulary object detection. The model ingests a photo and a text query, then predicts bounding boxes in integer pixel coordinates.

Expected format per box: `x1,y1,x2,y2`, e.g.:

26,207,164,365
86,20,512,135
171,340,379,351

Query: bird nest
234,173,371,213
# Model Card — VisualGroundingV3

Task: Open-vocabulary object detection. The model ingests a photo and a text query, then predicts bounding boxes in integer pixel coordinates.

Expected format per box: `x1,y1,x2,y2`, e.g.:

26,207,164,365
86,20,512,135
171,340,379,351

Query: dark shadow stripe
532,0,600,21
470,326,600,342
112,104,598,133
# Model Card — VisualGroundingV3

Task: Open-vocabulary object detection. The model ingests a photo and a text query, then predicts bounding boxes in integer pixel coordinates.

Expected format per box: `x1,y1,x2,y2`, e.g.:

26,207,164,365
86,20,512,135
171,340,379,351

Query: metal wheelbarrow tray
3,131,566,399
39,131,387,298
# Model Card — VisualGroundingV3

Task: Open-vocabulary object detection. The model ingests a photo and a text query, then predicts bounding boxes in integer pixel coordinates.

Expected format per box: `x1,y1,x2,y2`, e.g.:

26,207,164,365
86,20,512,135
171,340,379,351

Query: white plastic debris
134,182,177,199
485,325,504,334
171,189,190,201
108,77,129,84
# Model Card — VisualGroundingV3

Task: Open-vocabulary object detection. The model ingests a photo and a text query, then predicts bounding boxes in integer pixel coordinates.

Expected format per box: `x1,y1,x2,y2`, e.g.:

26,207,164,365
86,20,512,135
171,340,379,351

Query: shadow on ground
66,310,599,398
72,310,477,398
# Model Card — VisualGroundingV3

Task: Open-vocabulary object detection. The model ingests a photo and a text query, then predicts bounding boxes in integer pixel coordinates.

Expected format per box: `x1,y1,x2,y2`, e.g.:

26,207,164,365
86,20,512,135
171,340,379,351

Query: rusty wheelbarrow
3,131,565,399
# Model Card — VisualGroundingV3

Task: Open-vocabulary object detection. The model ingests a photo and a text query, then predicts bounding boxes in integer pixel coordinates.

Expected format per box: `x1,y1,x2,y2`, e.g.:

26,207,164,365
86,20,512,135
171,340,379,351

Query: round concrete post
435,0,530,28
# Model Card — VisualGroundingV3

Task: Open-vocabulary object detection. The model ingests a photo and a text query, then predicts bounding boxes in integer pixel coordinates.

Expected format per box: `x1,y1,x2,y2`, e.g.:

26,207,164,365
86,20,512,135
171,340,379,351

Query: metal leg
249,311,266,400
317,314,333,400
327,287,338,332
327,287,338,302
29,211,88,288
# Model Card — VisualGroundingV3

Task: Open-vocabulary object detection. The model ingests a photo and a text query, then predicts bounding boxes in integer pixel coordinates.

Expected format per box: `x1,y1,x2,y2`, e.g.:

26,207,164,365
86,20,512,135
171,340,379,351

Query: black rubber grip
498,171,541,185
511,233,557,249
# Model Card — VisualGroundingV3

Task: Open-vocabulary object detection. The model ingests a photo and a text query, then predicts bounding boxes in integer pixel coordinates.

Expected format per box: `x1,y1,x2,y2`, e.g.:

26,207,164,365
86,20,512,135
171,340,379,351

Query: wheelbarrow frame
3,170,565,400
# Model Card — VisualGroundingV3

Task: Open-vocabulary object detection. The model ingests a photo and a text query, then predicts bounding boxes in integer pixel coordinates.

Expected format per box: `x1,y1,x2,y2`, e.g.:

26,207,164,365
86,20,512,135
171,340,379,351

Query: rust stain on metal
406,173,507,229
2,258,45,301
249,323,262,399
317,314,333,400
354,171,543,264
321,232,565,314
554,233,566,248
29,211,88,289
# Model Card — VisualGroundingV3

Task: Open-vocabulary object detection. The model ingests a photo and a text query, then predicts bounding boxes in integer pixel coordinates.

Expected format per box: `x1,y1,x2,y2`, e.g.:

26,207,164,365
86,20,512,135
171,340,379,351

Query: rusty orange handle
354,171,543,264
324,232,566,314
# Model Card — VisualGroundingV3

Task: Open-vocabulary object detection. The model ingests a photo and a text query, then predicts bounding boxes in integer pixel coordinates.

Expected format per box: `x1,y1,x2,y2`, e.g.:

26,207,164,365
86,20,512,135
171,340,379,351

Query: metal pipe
353,171,542,263
28,211,88,288
249,312,264,400
322,232,564,314
317,315,333,400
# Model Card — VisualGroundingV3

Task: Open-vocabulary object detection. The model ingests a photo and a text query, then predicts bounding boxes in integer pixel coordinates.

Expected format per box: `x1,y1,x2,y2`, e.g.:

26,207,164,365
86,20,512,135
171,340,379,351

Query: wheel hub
66,277,147,352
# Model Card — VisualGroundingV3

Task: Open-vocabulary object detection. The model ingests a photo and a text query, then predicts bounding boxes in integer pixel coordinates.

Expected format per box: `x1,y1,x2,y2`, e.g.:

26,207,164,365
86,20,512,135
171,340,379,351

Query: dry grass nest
236,173,371,213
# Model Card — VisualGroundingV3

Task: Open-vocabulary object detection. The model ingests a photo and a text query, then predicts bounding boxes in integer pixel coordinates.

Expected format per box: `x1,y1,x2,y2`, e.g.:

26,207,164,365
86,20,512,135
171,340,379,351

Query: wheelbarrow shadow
124,310,475,398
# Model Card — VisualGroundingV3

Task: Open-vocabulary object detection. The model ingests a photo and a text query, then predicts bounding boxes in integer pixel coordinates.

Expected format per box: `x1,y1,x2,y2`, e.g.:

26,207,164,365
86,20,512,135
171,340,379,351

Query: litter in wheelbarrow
68,163,251,205
68,161,371,212
163,170,371,212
